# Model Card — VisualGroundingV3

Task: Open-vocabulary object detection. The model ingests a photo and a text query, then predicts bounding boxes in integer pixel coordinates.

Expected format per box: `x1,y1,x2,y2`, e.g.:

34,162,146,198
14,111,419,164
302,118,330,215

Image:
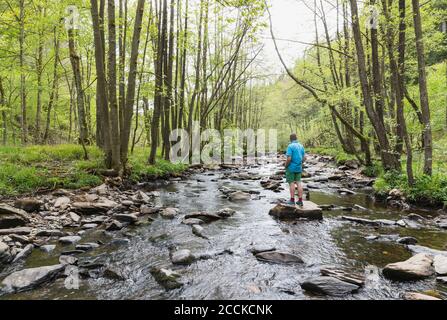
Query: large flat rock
383,253,434,281
269,202,322,220
0,204,29,229
1,264,65,293
301,276,360,296
255,251,304,264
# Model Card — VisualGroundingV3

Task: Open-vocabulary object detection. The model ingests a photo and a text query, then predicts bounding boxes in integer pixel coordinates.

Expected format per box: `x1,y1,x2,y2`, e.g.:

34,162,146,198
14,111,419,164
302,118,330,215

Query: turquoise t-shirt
286,141,305,173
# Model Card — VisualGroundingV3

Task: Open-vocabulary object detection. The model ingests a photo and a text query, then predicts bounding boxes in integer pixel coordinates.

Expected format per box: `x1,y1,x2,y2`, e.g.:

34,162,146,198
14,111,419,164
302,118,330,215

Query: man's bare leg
296,182,304,207
289,183,296,204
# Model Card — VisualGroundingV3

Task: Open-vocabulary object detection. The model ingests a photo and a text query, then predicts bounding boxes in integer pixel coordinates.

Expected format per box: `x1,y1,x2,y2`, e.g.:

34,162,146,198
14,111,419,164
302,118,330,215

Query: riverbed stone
0,241,12,264
82,223,98,230
160,208,179,219
269,202,323,220
216,208,236,218
0,204,29,228
36,229,66,237
182,218,204,225
59,255,78,265
1,264,65,293
12,244,34,263
192,225,208,239
184,212,221,223
320,267,365,286
76,243,100,252
404,292,442,300
434,255,447,275
301,276,360,296
69,212,81,223
397,237,418,245
0,227,32,235
255,251,304,264
171,249,195,265
437,276,447,284
140,205,160,215
150,267,183,290
407,245,447,257
105,220,124,231
59,236,82,245
72,200,117,215
14,198,42,212
383,253,434,281
249,245,276,255
54,197,71,208
113,213,138,223
228,191,251,201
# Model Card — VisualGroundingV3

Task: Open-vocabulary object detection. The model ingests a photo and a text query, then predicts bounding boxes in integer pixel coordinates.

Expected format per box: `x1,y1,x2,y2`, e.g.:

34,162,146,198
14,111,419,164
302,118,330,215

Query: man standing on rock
285,133,306,207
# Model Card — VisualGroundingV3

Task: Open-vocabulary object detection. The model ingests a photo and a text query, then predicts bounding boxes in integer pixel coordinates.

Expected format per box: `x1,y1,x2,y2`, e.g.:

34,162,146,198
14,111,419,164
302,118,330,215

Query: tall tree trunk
91,0,112,166
349,0,399,171
411,0,433,176
121,0,146,166
43,26,61,144
107,0,121,170
0,77,6,145
19,0,27,144
68,28,89,159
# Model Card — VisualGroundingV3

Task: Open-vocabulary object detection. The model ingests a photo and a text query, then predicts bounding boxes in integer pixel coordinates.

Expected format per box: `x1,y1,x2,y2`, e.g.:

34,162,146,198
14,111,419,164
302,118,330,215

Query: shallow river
1,157,447,300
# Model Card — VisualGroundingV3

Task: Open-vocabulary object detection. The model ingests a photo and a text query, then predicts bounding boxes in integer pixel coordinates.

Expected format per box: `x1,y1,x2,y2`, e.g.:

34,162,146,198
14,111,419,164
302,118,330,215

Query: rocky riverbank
1,153,446,299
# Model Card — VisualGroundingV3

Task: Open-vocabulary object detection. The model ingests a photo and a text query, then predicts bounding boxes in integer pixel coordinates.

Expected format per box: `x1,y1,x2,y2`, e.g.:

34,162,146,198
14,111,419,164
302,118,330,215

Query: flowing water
1,156,447,300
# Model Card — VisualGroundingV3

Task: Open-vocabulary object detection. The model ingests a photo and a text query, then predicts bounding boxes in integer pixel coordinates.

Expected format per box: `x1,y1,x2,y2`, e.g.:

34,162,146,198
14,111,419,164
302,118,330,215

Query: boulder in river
383,253,434,281
1,264,65,293
192,225,208,239
12,244,34,263
113,213,139,224
0,227,32,235
249,245,276,255
71,200,117,215
301,276,360,296
0,241,12,265
184,212,221,223
150,267,183,290
403,292,442,300
320,267,365,287
14,198,42,212
105,220,125,231
182,218,205,226
228,191,251,201
160,208,179,220
216,208,236,218
255,251,304,264
407,245,447,257
0,204,29,229
269,202,323,220
434,255,447,275
59,236,82,245
171,249,196,265
54,196,71,208
397,237,418,245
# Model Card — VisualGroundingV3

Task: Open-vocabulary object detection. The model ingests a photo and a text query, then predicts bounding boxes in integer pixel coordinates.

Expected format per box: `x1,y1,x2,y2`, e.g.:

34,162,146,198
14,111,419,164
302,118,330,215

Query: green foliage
0,144,187,197
374,171,447,205
128,149,187,182
307,147,357,165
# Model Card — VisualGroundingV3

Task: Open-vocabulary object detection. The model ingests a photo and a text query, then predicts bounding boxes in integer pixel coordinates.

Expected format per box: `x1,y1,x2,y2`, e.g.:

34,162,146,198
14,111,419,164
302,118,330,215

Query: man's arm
285,156,291,169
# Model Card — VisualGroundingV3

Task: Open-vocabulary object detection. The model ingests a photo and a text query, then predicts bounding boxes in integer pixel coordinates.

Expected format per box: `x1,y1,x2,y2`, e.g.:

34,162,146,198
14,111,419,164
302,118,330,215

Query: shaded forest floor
0,145,186,197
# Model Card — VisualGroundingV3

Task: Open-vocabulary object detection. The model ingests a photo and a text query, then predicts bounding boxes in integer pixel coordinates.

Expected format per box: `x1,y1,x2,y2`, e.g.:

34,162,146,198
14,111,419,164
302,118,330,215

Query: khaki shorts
286,170,302,184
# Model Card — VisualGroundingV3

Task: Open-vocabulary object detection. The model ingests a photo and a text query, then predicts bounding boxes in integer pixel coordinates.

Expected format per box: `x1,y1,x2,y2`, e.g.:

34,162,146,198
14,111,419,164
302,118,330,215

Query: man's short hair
290,133,297,141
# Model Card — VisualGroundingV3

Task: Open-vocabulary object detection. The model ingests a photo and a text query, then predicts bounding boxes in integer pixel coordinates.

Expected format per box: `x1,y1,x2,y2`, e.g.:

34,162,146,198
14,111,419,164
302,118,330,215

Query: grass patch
0,144,187,197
